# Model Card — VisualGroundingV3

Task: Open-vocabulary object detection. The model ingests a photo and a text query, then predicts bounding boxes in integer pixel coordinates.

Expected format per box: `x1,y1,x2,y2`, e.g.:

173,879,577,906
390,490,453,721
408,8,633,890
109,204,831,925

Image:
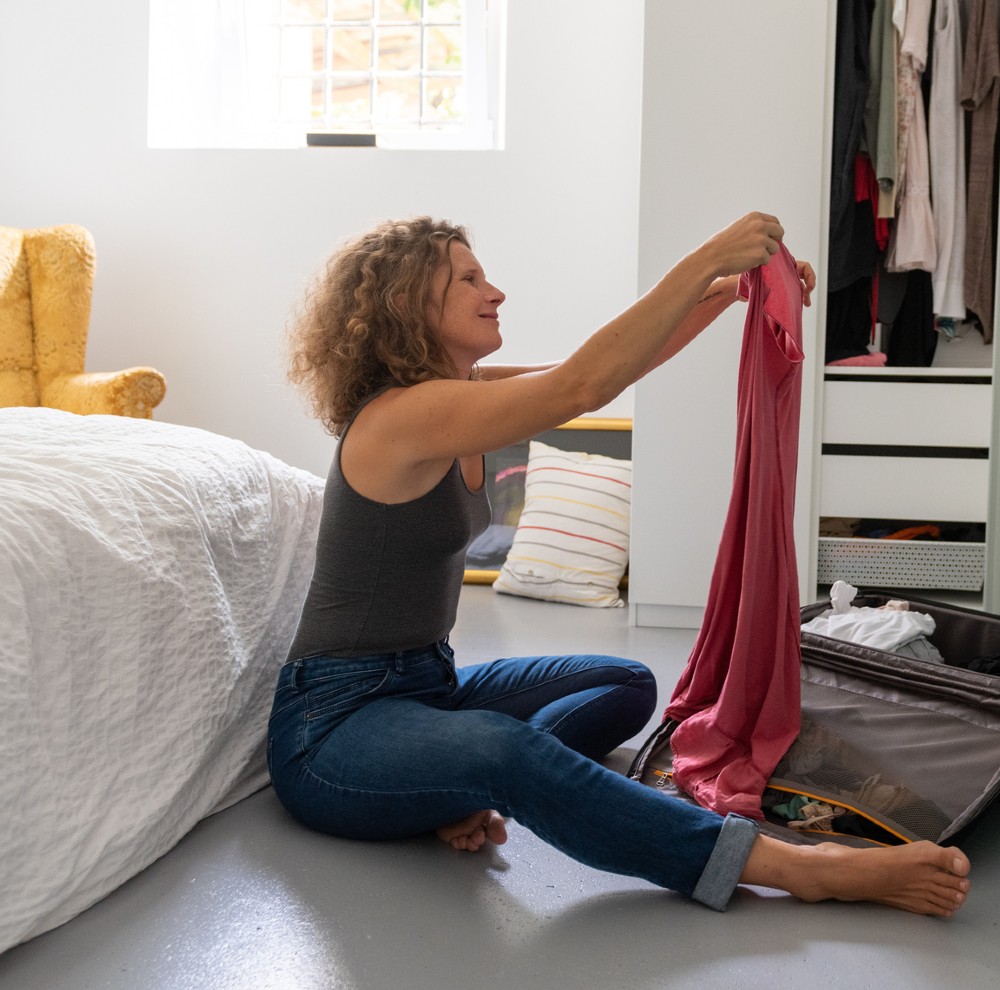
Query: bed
0,408,325,953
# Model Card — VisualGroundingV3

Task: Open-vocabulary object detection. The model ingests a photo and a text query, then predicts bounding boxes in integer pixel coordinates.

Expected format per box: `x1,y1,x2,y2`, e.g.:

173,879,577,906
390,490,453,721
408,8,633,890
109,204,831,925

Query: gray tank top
285,391,491,660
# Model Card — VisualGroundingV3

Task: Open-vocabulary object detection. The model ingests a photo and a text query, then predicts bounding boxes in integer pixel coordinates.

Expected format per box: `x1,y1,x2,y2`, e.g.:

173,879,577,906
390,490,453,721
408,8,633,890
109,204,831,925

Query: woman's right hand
699,212,785,278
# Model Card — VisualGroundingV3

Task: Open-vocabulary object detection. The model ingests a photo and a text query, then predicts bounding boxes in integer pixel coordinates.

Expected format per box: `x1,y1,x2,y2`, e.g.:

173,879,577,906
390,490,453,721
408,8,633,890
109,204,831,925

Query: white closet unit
629,0,1000,629
813,0,999,610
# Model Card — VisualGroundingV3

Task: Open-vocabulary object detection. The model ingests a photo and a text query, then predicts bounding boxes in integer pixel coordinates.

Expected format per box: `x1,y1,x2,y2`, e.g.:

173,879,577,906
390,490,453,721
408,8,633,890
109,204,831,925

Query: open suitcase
628,591,1000,848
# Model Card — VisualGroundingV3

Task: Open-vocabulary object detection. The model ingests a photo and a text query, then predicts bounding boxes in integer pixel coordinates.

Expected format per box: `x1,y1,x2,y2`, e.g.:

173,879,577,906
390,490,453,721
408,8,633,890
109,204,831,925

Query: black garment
829,0,878,293
885,270,938,366
831,813,905,844
965,655,1000,676
826,276,874,362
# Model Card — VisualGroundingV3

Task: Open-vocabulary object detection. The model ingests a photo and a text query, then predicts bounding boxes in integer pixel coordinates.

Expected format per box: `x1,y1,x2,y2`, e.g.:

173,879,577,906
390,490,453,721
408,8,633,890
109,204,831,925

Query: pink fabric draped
664,243,804,820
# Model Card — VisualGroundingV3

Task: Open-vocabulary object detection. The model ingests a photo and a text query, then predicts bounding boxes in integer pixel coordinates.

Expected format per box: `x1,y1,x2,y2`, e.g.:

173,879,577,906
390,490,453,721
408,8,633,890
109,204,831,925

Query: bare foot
435,810,508,852
741,836,971,917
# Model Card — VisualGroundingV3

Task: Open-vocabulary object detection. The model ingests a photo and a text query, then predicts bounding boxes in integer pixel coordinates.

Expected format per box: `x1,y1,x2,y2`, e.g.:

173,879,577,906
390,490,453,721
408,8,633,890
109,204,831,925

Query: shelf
824,365,992,380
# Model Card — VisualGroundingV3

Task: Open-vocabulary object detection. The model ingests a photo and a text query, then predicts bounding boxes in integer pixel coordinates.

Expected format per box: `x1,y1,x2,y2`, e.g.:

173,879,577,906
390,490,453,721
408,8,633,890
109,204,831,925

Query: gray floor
929,321,994,368
2,586,998,990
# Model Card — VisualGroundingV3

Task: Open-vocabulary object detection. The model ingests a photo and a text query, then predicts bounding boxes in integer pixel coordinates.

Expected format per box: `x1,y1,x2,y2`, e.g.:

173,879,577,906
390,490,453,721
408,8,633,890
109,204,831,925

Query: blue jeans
267,640,758,910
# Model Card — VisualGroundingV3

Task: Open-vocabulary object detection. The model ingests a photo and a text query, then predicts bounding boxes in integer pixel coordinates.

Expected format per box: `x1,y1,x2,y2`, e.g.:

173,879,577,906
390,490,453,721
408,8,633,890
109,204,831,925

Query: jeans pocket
304,667,394,720
269,677,303,722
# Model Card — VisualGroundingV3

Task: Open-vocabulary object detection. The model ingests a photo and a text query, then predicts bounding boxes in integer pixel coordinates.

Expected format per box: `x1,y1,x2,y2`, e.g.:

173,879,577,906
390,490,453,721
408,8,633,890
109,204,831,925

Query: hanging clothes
960,0,1000,343
890,1,917,208
886,0,936,273
857,153,890,252
928,0,967,319
665,244,804,820
868,0,899,219
829,0,878,293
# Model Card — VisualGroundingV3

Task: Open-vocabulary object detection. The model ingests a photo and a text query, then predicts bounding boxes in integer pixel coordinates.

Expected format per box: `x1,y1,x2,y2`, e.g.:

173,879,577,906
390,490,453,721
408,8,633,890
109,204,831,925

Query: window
148,0,505,150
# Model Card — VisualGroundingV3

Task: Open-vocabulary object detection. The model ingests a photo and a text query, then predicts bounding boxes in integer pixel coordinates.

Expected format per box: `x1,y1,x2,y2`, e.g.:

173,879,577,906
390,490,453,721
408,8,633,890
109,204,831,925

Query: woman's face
427,240,506,375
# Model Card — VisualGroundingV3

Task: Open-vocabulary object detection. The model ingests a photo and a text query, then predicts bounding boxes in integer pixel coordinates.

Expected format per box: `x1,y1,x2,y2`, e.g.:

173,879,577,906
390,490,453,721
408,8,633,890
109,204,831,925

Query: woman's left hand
797,260,816,307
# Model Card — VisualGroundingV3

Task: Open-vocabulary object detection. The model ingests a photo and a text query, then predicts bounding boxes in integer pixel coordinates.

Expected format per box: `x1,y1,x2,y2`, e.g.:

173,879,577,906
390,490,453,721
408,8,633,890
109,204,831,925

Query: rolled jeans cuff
691,813,759,911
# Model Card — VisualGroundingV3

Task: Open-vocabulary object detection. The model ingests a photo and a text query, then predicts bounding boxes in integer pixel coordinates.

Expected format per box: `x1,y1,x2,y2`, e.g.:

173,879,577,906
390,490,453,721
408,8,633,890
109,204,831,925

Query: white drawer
819,454,990,520
823,380,992,447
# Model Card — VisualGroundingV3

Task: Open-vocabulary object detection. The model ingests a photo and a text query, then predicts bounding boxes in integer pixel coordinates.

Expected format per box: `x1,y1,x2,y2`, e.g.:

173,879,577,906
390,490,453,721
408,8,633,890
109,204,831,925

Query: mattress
0,408,325,952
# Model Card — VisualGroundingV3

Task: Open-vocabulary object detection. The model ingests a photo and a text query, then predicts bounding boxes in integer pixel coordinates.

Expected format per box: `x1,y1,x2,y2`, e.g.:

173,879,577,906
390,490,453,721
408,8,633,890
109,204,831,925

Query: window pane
310,77,326,119
425,25,461,70
374,76,420,122
260,25,282,66
257,77,281,121
426,0,462,22
282,0,327,21
377,26,420,71
279,77,314,121
424,75,464,121
281,27,326,72
379,0,420,23
332,27,373,72
329,76,372,124
330,0,373,18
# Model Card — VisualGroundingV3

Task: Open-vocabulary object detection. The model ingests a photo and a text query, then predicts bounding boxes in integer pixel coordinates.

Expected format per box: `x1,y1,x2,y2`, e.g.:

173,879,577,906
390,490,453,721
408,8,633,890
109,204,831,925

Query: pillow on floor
493,440,631,607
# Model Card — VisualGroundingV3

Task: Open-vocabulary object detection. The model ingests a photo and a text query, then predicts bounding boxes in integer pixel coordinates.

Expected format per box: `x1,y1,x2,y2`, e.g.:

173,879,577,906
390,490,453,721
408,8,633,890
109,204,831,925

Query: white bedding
0,408,325,953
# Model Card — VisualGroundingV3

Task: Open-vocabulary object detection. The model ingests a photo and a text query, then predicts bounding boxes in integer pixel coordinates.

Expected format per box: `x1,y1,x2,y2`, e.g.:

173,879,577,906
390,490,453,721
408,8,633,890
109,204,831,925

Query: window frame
148,0,505,151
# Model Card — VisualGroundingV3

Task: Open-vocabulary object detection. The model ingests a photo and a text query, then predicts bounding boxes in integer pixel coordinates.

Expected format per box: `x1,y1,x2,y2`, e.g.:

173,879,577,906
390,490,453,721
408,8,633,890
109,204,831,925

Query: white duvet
0,408,325,953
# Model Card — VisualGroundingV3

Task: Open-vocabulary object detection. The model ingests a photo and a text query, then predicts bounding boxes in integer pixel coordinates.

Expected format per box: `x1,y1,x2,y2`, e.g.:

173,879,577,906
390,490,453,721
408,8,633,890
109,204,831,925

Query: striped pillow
493,440,632,607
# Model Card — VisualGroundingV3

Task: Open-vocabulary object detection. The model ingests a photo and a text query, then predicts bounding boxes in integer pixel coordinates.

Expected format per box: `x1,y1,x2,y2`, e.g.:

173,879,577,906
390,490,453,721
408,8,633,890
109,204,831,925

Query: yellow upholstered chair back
0,224,165,418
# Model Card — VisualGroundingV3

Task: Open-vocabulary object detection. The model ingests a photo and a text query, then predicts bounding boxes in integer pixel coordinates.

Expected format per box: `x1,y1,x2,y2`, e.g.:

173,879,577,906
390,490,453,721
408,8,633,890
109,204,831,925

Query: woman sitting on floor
267,214,970,917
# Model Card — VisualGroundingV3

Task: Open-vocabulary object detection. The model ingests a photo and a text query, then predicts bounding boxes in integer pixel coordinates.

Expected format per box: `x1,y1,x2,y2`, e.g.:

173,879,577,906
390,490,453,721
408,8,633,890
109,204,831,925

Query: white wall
0,1,645,478
629,0,834,625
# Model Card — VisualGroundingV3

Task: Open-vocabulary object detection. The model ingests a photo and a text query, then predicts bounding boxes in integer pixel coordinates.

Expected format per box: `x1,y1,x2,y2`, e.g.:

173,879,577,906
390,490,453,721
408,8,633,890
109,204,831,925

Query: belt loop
291,659,303,690
394,651,406,674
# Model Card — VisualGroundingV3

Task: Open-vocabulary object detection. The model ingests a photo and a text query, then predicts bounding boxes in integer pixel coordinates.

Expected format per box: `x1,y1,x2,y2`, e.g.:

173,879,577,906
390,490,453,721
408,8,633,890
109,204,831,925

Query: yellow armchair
0,224,166,418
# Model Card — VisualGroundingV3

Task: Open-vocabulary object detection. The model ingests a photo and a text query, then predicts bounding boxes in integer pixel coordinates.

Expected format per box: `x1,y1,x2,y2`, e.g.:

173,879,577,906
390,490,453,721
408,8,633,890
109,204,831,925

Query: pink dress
665,244,804,819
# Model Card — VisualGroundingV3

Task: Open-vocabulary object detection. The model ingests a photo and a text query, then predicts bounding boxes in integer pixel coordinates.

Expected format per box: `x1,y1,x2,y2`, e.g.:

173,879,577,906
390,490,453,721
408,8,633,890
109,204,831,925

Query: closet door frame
986,295,1000,612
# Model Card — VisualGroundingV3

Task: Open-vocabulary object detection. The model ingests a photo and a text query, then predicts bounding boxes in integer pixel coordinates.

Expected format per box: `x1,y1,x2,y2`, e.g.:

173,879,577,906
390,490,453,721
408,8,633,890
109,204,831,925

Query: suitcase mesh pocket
770,678,1000,843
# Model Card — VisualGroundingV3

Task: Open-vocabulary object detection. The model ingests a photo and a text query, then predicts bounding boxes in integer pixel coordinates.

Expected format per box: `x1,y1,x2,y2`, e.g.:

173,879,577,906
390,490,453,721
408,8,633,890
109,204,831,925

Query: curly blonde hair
287,216,472,436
